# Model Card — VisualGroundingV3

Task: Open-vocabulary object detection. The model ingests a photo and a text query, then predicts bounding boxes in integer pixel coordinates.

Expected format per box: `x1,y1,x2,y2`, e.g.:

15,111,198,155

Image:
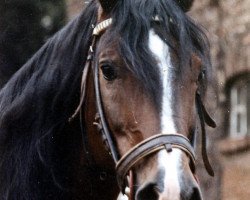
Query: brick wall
191,0,250,99
191,1,250,200
220,0,250,78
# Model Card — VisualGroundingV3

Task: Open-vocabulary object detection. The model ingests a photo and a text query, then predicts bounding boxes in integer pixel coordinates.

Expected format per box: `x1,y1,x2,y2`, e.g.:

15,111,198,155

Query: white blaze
149,30,181,199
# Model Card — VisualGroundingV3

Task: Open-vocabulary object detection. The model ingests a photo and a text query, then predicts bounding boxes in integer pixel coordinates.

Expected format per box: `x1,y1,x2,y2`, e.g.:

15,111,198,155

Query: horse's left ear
98,0,118,14
174,0,194,12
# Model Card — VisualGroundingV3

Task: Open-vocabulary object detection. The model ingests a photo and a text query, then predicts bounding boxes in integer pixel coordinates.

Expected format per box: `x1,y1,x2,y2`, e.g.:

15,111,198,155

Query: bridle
69,17,216,197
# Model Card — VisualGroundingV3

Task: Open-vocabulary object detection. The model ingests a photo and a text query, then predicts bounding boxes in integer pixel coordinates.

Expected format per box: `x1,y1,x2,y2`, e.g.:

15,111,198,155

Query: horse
0,0,216,199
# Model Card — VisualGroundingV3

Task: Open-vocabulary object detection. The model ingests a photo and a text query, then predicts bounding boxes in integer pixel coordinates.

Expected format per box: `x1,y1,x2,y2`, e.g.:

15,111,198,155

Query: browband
93,18,113,36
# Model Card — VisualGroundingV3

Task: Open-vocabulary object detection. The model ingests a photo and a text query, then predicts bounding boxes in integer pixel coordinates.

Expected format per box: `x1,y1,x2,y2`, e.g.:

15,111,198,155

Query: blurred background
0,0,66,86
190,1,250,200
0,0,249,199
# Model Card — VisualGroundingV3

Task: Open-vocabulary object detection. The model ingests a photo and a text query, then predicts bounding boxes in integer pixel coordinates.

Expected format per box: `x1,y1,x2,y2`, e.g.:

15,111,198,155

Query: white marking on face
148,30,176,133
149,29,181,199
158,150,182,200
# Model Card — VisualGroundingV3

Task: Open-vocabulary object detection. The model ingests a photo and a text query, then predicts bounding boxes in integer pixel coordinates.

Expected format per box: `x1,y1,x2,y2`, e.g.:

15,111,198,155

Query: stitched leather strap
116,134,196,191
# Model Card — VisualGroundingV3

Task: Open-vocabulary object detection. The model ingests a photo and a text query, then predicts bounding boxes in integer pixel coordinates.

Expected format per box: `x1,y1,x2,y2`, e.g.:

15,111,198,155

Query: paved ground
221,150,250,200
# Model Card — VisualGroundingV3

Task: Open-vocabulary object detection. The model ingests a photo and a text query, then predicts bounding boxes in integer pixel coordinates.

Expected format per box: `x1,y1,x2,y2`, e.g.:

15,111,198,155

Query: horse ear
98,0,117,13
174,0,194,12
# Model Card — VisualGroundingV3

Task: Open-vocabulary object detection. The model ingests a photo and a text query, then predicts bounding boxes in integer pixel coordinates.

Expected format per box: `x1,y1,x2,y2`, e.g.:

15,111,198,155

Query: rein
70,17,216,197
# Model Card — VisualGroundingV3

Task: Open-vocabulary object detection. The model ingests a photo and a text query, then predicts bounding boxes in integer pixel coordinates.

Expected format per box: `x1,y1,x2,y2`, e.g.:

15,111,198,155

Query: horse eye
100,64,117,81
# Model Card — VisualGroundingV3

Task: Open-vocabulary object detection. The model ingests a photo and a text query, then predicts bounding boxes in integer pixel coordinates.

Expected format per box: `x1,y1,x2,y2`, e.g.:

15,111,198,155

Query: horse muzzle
118,148,203,200
116,134,199,200
135,174,203,200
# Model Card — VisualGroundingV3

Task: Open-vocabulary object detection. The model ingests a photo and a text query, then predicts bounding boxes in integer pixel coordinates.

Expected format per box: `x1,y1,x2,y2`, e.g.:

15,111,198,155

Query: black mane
0,1,97,199
0,0,211,199
108,0,211,100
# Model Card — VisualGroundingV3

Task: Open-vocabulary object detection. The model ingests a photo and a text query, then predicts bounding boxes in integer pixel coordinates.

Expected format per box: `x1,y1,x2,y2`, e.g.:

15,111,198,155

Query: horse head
79,0,215,199
0,0,216,199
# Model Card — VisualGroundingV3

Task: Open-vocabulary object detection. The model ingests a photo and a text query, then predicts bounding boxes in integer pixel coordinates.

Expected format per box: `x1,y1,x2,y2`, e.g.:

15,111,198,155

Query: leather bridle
70,18,216,196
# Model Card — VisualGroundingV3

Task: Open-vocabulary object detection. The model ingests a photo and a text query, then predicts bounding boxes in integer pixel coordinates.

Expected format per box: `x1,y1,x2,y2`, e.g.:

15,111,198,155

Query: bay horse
0,0,216,199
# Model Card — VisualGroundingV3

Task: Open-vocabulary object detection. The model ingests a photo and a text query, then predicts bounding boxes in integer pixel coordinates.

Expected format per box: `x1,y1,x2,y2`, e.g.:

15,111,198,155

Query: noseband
70,17,216,194
116,133,196,191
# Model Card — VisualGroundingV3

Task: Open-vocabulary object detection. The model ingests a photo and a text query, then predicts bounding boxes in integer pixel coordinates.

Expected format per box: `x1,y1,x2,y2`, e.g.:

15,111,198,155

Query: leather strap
128,170,134,200
69,44,93,122
93,51,119,162
116,134,196,191
68,37,97,166
196,92,216,176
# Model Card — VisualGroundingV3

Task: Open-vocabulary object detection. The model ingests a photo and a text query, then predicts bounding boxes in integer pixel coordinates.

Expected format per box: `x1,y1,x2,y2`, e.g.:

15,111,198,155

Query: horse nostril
190,187,202,200
181,186,203,200
135,183,159,200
